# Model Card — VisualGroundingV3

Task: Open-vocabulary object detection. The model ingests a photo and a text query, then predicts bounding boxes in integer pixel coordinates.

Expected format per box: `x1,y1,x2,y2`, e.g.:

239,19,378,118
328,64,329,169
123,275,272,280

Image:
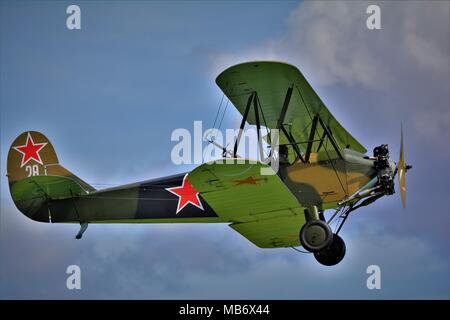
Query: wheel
299,220,333,252
314,234,346,266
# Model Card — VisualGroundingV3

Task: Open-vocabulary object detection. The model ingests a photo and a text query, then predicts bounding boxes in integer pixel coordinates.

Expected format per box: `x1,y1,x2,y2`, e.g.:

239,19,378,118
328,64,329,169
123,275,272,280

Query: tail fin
7,131,94,222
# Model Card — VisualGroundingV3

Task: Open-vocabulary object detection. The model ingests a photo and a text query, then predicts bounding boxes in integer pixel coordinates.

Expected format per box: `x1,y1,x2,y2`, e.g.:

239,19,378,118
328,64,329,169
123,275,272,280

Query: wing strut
282,127,305,162
317,116,343,159
276,86,306,162
276,87,293,129
233,87,342,163
295,84,343,160
253,93,265,161
234,90,285,161
305,115,319,162
234,92,254,157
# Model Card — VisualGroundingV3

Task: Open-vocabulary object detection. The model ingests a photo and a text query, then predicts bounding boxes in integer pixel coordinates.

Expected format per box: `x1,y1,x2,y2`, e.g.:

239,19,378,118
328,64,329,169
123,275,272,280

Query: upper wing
216,61,367,155
188,160,306,248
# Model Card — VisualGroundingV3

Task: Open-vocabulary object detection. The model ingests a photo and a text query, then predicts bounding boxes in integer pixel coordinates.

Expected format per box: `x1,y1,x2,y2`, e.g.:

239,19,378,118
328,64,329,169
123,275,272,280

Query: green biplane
7,61,411,265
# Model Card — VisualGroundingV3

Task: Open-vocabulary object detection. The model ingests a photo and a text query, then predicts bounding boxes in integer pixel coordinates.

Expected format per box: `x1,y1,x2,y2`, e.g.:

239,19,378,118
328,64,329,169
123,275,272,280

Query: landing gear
314,234,346,266
299,206,347,266
299,220,333,252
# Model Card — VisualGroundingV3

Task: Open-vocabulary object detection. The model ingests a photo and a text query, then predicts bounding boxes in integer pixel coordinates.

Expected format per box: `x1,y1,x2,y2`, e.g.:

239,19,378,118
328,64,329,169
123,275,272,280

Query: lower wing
188,159,306,248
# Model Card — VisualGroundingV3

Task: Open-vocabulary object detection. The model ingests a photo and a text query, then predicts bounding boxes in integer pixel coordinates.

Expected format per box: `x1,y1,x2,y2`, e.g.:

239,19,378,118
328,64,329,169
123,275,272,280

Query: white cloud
209,1,449,89
401,2,449,78
207,0,450,148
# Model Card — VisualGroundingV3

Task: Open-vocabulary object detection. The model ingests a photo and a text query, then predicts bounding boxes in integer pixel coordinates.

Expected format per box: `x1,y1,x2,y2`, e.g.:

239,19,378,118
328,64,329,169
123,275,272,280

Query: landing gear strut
299,206,346,266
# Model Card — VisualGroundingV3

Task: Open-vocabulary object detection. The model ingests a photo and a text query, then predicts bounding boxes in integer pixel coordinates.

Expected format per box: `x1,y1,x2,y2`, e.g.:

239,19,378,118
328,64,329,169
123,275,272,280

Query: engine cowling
373,144,395,195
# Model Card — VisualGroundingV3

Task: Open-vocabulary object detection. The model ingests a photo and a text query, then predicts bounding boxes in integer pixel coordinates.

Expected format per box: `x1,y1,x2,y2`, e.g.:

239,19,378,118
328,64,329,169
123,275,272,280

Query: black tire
299,220,333,252
314,234,346,266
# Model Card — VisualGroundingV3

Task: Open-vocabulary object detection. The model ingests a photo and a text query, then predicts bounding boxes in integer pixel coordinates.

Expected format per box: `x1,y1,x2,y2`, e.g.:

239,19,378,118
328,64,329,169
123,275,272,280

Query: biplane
7,61,411,265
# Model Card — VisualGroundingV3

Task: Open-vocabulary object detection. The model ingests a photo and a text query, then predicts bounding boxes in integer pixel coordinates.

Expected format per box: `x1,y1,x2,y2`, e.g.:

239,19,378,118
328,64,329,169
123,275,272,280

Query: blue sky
1,0,449,299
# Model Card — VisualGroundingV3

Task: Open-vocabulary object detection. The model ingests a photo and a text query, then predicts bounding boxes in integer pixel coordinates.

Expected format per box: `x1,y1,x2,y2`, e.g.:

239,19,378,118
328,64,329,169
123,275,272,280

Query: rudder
7,131,94,222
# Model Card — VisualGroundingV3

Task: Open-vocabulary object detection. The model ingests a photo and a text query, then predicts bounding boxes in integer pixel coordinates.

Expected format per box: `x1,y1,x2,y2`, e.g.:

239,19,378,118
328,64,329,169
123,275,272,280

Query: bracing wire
206,93,225,143
212,93,225,131
218,98,230,131
322,140,347,196
294,84,347,195
218,88,234,132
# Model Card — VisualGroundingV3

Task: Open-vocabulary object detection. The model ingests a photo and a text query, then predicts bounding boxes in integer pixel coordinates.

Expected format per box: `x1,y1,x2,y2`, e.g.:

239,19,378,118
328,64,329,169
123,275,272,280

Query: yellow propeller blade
398,126,406,208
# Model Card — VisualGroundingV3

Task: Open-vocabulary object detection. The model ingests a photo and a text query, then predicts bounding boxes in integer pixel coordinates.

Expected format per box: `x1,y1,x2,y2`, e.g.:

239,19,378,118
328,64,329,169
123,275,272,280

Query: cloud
209,1,449,89
401,3,449,78
207,0,450,152
1,0,449,300
1,201,448,299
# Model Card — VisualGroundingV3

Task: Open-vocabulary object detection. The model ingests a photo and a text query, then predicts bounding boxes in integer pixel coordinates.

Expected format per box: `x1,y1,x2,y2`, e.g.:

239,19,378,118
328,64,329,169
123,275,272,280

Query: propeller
397,125,411,208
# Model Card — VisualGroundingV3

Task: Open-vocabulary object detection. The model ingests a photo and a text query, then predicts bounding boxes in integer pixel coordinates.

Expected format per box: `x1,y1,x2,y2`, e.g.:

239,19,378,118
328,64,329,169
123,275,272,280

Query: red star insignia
13,132,47,168
165,174,204,214
232,176,264,186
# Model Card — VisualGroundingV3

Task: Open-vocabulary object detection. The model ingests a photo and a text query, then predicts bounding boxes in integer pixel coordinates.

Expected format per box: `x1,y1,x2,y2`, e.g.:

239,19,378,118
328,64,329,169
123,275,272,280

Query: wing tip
215,60,300,86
